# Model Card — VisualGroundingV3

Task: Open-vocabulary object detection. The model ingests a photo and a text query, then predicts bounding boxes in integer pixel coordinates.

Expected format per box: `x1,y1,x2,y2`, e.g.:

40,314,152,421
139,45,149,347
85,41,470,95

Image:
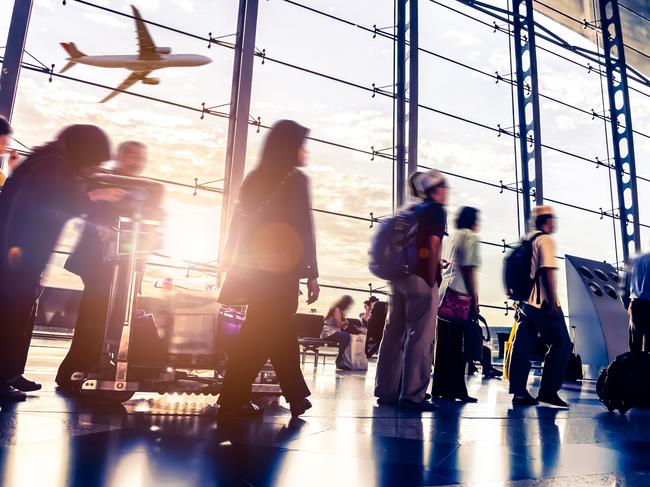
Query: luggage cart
70,180,281,403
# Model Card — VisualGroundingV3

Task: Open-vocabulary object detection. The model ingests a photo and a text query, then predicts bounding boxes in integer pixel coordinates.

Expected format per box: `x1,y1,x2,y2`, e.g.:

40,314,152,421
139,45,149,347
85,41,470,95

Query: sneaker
512,392,539,406
399,399,439,411
218,401,264,418
7,375,41,392
289,398,312,417
536,392,569,408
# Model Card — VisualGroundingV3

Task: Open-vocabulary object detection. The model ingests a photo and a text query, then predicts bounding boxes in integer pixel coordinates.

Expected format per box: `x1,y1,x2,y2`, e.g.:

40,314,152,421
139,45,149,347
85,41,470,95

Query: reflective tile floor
2,338,650,486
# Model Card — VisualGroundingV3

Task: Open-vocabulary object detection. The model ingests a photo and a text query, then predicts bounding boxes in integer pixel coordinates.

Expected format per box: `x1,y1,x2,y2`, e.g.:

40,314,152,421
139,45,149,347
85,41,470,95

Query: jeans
508,303,571,396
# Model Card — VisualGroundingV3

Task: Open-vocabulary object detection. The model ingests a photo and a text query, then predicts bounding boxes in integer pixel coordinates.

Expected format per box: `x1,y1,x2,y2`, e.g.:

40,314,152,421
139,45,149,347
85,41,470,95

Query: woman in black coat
218,119,320,417
0,125,124,401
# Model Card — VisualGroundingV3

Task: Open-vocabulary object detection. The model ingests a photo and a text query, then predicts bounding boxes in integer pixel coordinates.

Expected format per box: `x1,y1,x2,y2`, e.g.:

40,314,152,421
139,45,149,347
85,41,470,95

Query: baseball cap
419,169,447,193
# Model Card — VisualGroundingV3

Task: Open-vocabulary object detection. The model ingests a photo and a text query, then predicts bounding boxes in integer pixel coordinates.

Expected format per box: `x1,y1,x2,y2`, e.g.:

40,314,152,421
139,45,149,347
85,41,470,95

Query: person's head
260,119,309,172
327,295,354,318
419,169,448,205
53,125,111,175
364,295,379,311
532,205,556,234
240,120,309,206
0,116,12,155
456,206,480,232
115,141,147,176
408,171,425,199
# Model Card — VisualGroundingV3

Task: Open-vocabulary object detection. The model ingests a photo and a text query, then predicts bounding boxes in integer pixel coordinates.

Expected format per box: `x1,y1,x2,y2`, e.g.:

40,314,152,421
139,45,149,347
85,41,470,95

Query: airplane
60,5,211,103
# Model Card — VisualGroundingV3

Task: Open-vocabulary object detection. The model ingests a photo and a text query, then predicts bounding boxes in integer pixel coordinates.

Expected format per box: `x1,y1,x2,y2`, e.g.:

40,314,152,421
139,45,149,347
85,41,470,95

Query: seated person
360,296,379,327
321,295,356,370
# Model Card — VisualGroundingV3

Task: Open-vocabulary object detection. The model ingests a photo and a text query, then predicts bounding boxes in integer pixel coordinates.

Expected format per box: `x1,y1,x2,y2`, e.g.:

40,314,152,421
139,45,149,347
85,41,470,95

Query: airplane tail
60,42,85,59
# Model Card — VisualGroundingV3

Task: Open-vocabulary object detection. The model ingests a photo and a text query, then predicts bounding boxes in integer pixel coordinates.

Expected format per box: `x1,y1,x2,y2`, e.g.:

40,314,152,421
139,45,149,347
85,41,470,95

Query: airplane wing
100,71,150,103
131,5,160,61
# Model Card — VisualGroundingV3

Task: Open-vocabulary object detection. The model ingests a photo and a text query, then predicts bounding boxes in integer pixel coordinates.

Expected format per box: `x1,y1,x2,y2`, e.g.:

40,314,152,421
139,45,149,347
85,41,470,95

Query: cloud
82,11,128,30
171,0,196,13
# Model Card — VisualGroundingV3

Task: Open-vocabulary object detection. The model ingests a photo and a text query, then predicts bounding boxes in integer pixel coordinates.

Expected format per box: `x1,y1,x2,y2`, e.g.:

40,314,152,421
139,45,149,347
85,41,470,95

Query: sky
0,0,648,327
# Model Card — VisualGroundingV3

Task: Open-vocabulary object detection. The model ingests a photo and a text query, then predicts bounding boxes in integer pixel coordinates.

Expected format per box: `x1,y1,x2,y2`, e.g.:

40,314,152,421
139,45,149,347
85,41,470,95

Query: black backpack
597,351,650,414
503,232,542,301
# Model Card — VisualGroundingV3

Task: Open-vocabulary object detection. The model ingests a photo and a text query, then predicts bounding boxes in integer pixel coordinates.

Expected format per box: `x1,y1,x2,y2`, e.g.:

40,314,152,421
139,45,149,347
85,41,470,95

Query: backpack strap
529,232,544,305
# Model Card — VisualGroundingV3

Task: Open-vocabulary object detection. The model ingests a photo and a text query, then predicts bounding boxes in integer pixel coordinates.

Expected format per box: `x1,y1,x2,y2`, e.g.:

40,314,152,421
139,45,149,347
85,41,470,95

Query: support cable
14,60,650,231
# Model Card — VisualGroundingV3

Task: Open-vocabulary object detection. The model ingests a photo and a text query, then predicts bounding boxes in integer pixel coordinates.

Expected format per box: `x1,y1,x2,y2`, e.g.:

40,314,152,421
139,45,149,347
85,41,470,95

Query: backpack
597,351,650,414
368,202,432,281
503,232,542,301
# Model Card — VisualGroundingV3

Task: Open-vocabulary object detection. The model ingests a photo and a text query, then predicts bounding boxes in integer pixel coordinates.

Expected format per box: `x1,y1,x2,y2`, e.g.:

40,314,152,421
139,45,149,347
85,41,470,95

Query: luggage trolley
70,175,282,403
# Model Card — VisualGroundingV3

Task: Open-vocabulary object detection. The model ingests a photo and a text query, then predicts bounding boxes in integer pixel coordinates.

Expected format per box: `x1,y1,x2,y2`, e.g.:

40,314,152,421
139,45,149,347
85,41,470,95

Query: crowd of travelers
0,115,646,419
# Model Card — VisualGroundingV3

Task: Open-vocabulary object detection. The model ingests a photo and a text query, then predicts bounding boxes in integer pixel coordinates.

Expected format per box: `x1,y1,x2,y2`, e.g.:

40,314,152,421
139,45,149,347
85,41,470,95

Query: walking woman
218,120,320,418
0,125,123,401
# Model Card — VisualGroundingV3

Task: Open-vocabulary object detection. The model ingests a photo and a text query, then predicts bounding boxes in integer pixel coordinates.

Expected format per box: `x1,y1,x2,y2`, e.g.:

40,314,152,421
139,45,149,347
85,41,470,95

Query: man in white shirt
509,205,571,407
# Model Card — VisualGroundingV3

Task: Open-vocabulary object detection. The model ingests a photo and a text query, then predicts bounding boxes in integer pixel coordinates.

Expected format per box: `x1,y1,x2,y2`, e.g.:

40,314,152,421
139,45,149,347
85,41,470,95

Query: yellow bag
502,321,518,381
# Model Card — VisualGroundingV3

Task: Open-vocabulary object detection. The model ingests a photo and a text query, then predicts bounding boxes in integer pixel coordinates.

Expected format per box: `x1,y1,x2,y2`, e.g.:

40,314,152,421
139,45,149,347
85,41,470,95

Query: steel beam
395,0,407,208
512,0,543,232
406,0,419,176
598,0,640,261
0,0,34,121
218,0,259,258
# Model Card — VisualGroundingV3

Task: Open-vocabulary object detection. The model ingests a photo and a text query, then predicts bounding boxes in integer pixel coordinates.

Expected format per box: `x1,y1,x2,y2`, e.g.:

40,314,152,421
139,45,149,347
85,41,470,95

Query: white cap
419,169,447,193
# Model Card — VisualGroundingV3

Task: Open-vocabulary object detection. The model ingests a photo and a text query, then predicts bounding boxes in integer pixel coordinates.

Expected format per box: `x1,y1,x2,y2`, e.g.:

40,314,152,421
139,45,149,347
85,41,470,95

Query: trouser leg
538,312,571,396
58,275,112,384
401,278,436,403
508,306,540,395
332,331,351,368
219,301,274,408
630,300,650,352
267,315,310,403
375,287,406,401
219,280,306,407
0,269,41,382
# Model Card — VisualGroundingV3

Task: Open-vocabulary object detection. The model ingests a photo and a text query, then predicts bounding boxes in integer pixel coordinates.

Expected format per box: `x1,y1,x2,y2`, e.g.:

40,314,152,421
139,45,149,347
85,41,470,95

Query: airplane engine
155,47,171,54
142,78,160,85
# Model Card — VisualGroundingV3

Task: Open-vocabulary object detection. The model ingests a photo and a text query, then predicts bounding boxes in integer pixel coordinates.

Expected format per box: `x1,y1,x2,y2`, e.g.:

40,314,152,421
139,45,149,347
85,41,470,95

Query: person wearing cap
375,169,447,411
509,205,571,407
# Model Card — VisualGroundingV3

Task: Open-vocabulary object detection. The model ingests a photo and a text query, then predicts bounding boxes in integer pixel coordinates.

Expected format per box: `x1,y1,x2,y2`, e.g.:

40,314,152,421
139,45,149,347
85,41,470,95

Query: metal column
218,0,259,257
395,0,407,208
0,0,34,121
512,0,543,232
395,0,418,208
598,0,640,261
406,0,419,176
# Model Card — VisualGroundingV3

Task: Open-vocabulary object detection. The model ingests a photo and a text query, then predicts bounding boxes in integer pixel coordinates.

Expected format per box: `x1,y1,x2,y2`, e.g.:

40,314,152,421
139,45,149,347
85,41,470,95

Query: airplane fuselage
70,54,211,71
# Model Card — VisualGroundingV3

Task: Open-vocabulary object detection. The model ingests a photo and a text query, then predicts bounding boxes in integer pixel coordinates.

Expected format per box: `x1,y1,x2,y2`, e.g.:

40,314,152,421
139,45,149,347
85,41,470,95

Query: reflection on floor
2,338,650,486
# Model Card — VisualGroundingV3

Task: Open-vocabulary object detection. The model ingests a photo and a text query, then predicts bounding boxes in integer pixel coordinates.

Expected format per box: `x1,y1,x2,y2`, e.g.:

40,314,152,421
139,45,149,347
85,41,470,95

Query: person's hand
7,149,19,171
87,187,128,203
306,278,320,305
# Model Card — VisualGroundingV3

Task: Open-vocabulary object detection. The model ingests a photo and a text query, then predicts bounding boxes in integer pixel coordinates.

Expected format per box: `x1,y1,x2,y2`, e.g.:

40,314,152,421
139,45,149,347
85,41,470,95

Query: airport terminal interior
2,339,650,487
1,0,650,485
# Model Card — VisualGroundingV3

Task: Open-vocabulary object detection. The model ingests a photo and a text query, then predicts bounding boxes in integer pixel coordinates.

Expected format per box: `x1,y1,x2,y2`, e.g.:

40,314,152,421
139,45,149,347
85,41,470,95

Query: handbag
438,231,473,321
439,287,473,321
217,170,298,306
464,314,491,362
